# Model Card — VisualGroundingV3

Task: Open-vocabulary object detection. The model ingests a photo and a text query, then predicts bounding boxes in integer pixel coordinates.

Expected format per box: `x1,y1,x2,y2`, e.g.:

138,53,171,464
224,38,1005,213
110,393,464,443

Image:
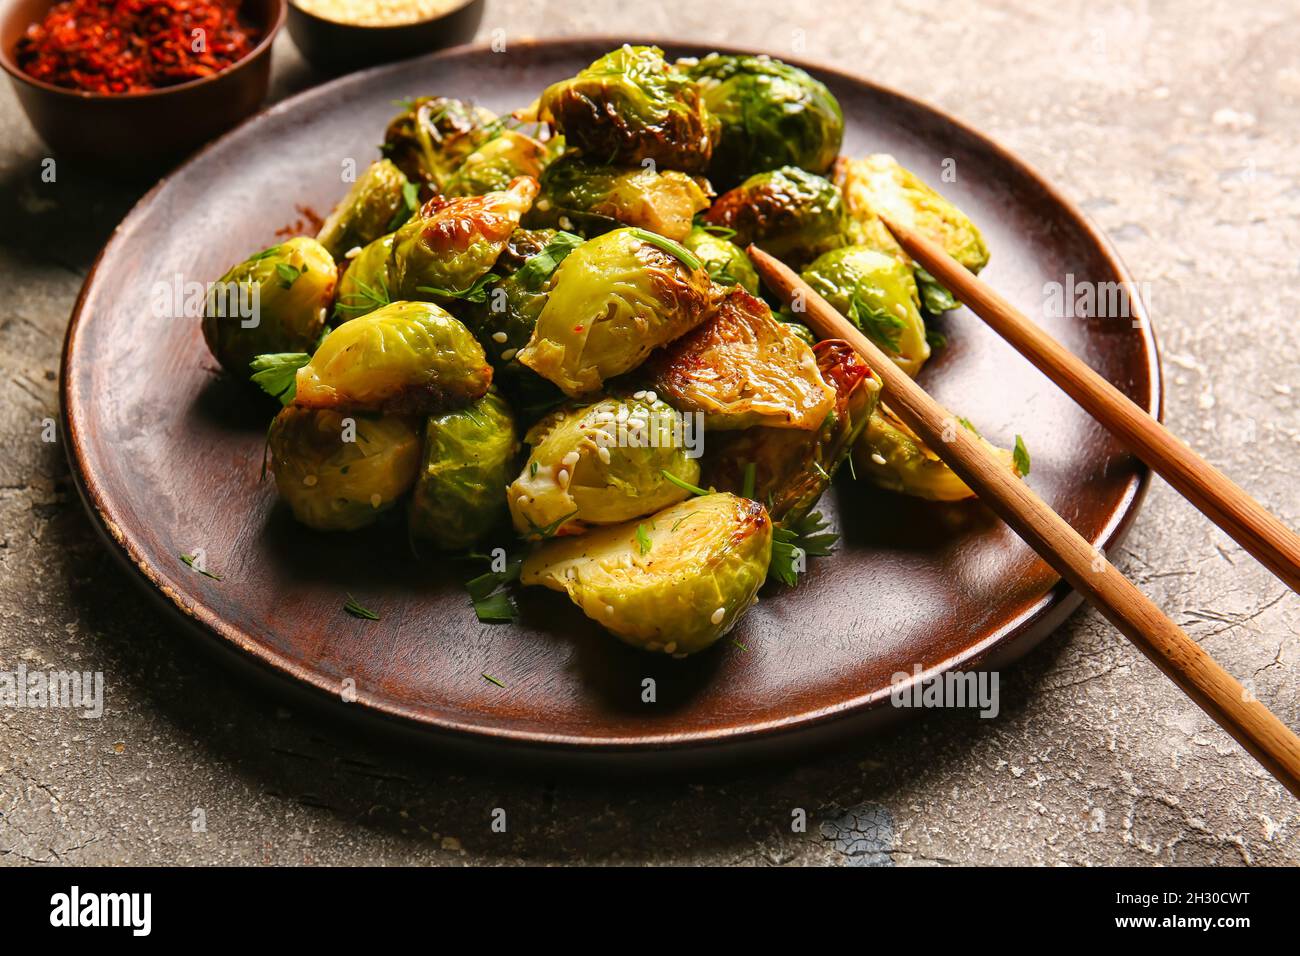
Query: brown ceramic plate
61,38,1160,764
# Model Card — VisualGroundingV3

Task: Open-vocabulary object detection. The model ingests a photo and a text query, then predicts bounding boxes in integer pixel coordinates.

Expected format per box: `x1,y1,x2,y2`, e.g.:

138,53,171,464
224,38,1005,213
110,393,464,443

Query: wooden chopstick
878,214,1300,596
749,245,1300,799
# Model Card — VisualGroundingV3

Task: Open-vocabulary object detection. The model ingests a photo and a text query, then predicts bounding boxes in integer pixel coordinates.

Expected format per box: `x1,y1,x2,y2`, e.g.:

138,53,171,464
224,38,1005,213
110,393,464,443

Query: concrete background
2,0,1297,865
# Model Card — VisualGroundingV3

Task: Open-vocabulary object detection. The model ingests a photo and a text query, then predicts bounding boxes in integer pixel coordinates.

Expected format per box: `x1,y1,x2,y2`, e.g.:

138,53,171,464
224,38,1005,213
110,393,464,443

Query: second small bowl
287,0,485,74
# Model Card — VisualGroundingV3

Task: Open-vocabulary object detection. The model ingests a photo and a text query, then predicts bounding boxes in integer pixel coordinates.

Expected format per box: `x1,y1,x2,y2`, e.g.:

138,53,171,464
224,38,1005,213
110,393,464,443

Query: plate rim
59,35,1164,753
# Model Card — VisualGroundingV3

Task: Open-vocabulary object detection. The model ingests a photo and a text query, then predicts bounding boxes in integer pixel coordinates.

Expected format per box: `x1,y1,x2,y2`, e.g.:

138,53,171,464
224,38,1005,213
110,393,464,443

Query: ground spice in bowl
291,0,459,27
16,0,260,94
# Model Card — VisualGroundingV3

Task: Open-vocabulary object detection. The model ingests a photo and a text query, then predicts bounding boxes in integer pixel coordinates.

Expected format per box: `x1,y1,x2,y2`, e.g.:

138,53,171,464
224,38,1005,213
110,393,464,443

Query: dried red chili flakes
15,0,260,95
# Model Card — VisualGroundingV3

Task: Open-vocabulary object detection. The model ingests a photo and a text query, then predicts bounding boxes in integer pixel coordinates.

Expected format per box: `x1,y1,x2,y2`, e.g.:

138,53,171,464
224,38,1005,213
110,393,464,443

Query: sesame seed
561,451,580,467
370,493,382,508
604,604,614,618
516,495,528,507
344,245,363,259
597,446,611,464
644,390,657,403
303,475,318,486
664,642,677,654
492,331,508,343
871,452,887,466
632,389,646,399
501,348,517,361
710,606,725,625
557,468,569,487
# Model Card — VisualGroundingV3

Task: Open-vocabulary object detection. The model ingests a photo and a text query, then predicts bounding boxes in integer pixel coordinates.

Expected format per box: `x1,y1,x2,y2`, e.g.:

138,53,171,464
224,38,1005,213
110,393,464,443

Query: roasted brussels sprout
268,407,420,531
680,53,843,189
518,227,715,397
527,154,711,241
507,396,701,538
520,492,772,655
334,233,395,322
388,176,539,301
681,224,760,295
462,230,582,411
706,340,880,523
836,154,989,313
409,390,519,549
646,287,834,430
443,129,551,198
315,159,412,260
202,237,336,381
853,406,1020,501
800,245,930,377
527,45,715,173
294,300,491,414
381,96,498,191
702,166,847,269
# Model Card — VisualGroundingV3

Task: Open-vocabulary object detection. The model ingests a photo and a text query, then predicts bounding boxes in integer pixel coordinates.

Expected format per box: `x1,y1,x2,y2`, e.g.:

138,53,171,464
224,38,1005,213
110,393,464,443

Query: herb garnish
344,594,380,621
769,512,838,587
1013,435,1031,476
628,227,702,272
249,352,311,405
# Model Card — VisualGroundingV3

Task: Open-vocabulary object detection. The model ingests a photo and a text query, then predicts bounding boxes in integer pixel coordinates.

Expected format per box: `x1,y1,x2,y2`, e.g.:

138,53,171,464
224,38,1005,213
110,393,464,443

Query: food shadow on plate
831,475,1000,552
513,584,727,717
189,371,283,435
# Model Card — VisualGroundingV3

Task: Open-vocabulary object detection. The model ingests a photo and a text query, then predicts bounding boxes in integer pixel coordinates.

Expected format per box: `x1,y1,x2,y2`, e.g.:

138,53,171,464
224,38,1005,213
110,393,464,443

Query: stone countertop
1,0,1297,866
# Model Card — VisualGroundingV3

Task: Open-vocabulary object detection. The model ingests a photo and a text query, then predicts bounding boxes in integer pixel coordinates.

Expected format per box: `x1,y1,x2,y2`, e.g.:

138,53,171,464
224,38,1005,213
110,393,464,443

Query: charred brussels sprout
463,230,582,410
388,176,539,301
518,227,715,397
646,287,834,430
853,407,1021,501
528,45,714,173
836,154,989,313
294,300,491,414
315,159,412,260
703,166,847,270
381,96,498,191
527,154,711,241
800,246,930,377
334,233,395,322
202,237,335,381
681,53,843,189
707,340,880,524
507,396,701,538
409,391,519,549
443,129,551,198
520,492,772,655
268,407,420,531
681,225,760,295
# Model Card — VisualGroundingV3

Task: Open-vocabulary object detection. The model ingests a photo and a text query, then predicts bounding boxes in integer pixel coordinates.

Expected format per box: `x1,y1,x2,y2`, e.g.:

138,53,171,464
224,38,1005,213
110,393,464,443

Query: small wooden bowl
286,0,484,74
0,0,284,172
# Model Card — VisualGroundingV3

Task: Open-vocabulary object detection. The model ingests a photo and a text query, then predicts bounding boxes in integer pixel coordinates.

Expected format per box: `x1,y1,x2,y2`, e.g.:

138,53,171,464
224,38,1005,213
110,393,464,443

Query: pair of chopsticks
749,223,1300,799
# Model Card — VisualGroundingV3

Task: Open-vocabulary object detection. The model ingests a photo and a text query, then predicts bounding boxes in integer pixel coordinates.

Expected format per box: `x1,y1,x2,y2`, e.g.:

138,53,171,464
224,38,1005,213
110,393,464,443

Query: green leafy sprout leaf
768,511,838,588
249,352,311,406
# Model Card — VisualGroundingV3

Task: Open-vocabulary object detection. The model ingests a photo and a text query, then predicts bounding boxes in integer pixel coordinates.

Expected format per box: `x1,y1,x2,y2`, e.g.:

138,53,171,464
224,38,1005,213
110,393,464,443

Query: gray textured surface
2,0,1298,866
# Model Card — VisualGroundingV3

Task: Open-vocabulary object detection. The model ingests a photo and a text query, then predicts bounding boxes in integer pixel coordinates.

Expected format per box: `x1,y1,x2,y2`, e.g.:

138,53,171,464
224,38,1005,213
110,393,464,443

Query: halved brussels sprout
835,154,989,313
334,232,395,322
800,245,930,377
645,287,834,430
462,230,581,412
315,159,412,260
294,300,491,413
853,406,1020,501
507,395,701,537
702,166,847,270
409,390,519,549
202,237,336,380
681,224,760,295
680,53,843,190
388,176,539,301
526,45,714,173
507,396,700,538
520,492,772,656
443,129,551,198
381,96,498,191
268,407,420,531
517,227,715,397
706,340,880,524
527,154,711,241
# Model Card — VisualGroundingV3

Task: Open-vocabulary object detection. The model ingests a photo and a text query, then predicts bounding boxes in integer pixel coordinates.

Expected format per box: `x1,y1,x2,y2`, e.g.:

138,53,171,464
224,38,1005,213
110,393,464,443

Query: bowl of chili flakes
0,0,284,171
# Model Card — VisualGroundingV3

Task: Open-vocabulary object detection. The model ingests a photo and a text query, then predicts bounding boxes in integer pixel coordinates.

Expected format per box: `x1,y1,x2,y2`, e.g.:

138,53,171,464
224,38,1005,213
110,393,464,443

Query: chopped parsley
769,512,838,587
249,352,311,406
